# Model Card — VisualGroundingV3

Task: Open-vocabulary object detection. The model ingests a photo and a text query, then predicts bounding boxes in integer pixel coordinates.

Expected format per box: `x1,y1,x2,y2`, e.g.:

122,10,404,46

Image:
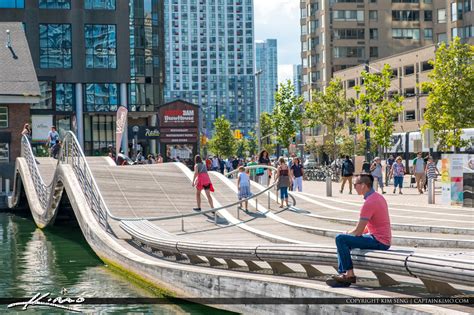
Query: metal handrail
35,131,291,228
225,164,297,207
20,135,52,209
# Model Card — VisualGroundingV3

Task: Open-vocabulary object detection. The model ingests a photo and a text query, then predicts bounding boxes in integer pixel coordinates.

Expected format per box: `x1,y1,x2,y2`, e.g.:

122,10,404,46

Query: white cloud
278,64,294,84
254,0,300,65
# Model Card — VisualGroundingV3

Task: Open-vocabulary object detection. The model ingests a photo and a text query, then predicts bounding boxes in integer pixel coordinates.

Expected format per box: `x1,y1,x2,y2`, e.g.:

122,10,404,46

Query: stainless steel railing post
181,217,184,232
428,178,435,204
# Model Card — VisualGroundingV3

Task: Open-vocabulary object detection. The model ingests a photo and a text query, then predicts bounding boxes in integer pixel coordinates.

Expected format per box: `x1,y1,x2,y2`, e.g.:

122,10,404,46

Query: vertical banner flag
116,106,128,159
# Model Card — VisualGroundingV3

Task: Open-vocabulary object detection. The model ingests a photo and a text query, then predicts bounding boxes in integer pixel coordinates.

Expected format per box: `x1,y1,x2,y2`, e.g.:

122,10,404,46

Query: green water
0,212,231,314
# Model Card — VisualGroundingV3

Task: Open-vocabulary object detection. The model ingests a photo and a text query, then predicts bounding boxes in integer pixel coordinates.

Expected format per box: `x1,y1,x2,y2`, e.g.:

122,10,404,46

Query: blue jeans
335,233,390,273
394,176,403,188
280,187,288,199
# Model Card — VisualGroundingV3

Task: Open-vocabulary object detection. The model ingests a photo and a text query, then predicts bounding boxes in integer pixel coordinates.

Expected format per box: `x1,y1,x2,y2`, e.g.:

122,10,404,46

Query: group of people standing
21,124,61,159
340,153,440,195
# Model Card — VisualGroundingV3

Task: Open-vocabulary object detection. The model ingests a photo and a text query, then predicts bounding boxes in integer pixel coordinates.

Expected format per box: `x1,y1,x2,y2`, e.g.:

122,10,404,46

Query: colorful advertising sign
441,154,471,206
115,106,128,158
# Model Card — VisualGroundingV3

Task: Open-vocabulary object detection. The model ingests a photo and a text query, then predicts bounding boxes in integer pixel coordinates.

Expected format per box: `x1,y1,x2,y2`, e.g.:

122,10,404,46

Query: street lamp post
364,61,371,162
255,69,263,153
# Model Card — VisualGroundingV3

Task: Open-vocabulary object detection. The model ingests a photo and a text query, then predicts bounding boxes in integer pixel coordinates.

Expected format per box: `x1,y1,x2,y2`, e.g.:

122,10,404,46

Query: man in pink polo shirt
327,173,392,287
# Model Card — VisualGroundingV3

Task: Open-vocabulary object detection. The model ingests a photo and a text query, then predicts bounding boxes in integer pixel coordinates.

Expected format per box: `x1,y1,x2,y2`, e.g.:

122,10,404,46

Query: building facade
299,0,474,102
0,0,164,156
255,39,278,113
163,0,256,137
293,64,302,96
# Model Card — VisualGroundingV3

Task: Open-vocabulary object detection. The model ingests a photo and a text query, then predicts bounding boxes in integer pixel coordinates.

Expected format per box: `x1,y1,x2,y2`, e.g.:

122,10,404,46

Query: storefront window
56,83,74,111
0,0,24,8
0,107,7,128
83,115,115,155
56,115,71,140
84,83,118,112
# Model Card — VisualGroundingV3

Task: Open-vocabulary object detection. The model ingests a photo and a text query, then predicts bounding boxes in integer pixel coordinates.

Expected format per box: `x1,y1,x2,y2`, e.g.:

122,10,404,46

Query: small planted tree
273,80,303,152
305,78,351,161
208,116,236,158
259,112,276,154
422,37,474,151
353,64,404,155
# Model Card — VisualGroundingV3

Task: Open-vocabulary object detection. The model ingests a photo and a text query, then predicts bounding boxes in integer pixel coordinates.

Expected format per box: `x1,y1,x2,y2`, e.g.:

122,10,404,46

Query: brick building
0,22,40,180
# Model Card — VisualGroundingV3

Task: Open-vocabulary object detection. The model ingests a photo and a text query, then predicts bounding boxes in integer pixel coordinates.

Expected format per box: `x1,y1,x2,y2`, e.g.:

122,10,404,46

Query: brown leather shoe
332,274,357,284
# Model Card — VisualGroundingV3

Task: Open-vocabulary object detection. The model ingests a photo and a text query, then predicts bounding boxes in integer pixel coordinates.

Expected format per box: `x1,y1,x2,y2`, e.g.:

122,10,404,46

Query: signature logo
7,292,85,312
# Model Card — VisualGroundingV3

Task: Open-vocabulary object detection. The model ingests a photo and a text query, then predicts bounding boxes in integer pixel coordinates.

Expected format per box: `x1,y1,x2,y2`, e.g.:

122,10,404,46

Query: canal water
0,212,231,314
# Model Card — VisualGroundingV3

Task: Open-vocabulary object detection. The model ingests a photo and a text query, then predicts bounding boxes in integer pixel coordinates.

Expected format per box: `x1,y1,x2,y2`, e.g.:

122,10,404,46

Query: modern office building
0,0,164,156
163,0,256,137
293,64,302,96
299,0,474,102
255,39,278,113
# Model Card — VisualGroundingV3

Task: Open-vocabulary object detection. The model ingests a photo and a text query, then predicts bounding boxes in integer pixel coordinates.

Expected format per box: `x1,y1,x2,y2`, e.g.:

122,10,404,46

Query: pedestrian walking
47,125,59,157
257,150,271,186
247,156,258,181
274,157,292,208
370,157,386,194
425,156,440,183
412,152,426,194
290,157,304,192
192,155,215,212
212,156,220,171
390,156,405,194
51,140,61,159
385,155,395,186
237,166,252,211
340,155,355,194
21,123,32,140
326,174,391,287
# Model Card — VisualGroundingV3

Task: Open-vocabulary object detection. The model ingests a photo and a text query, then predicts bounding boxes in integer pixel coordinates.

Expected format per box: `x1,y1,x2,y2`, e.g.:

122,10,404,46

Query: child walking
237,166,252,211
274,157,292,208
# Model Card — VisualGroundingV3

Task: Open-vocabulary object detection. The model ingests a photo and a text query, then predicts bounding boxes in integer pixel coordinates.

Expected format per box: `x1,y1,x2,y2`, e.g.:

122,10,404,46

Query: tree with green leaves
422,37,474,151
272,80,303,152
259,112,276,154
353,64,404,155
208,116,236,158
235,138,249,158
305,78,351,160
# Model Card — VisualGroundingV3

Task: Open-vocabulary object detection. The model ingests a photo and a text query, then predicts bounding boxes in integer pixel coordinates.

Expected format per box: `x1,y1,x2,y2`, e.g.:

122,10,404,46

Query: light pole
255,69,263,153
364,61,371,162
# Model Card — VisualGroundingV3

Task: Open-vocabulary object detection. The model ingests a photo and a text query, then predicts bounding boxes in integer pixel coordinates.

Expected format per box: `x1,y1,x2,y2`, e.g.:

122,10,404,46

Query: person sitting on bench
327,173,392,287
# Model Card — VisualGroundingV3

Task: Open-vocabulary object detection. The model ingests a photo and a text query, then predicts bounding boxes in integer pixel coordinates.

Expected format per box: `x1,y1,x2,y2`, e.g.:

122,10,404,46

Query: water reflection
0,213,230,314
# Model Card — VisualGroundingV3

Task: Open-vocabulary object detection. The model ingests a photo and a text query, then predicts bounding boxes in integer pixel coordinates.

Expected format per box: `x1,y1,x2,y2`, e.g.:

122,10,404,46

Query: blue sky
254,0,300,84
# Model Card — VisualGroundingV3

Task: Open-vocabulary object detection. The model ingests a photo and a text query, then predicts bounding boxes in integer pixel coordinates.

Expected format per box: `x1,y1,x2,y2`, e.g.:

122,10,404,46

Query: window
33,81,53,110
369,10,378,20
404,87,415,97
333,10,364,22
424,10,432,21
369,28,378,40
421,61,433,71
333,29,365,40
437,32,447,43
437,9,446,23
348,79,356,88
85,83,118,111
56,83,74,111
392,28,420,40
39,0,70,9
0,0,24,8
39,24,72,69
392,10,419,21
0,143,9,163
370,46,378,57
392,0,419,2
405,110,416,121
0,107,7,128
451,2,463,21
333,47,365,58
404,65,415,75
85,0,115,10
391,68,398,78
424,28,433,40
85,24,117,69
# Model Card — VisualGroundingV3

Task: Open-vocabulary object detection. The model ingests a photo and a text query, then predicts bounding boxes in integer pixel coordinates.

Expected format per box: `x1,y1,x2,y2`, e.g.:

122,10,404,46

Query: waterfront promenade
9,135,474,314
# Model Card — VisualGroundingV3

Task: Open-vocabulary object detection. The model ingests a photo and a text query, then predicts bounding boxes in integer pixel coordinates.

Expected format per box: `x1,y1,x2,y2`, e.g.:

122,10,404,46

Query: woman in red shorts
192,155,215,211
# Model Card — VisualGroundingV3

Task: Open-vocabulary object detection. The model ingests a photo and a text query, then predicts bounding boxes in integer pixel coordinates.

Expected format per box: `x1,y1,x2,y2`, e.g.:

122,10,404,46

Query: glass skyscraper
164,0,256,137
255,39,278,113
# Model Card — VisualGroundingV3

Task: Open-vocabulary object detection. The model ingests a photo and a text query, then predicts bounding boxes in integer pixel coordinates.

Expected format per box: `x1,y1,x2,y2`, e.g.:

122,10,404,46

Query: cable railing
24,131,291,232
20,135,52,210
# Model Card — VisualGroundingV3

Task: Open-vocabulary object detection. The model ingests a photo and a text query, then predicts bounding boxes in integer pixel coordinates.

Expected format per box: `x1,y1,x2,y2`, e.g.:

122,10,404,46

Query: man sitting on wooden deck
327,174,392,287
